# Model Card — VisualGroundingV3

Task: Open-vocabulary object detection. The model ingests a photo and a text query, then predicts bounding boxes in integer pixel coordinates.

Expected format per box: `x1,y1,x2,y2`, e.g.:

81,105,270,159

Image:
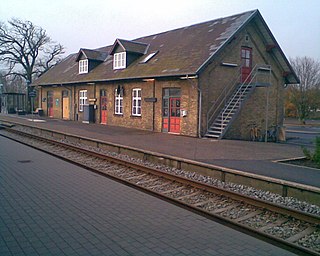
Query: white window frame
113,52,126,69
132,88,141,116
79,59,88,74
115,88,123,115
79,90,88,112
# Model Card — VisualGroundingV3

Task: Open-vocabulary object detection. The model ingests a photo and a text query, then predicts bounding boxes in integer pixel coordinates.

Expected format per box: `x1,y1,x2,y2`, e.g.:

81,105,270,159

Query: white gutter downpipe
198,88,202,138
180,75,201,138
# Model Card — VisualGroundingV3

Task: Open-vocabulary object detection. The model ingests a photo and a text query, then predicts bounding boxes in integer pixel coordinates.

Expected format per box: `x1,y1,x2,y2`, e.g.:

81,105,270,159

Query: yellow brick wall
199,22,286,139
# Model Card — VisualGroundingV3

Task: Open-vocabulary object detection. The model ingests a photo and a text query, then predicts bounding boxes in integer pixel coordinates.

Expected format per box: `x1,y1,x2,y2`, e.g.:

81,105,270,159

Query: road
286,122,320,148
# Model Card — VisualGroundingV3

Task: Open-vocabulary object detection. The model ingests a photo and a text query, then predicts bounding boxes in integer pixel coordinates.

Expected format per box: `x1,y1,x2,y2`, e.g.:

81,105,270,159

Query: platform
0,136,294,255
0,114,319,188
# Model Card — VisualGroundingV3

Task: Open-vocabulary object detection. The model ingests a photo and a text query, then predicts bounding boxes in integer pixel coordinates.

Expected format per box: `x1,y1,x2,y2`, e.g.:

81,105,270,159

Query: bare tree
0,72,25,93
288,56,320,123
0,18,64,85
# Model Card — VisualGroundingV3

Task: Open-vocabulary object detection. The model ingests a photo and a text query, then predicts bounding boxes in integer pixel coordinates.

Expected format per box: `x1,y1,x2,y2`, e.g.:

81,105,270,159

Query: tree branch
0,17,65,86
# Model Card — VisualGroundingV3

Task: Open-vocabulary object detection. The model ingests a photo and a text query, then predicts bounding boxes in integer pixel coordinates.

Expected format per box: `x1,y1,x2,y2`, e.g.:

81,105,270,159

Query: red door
241,47,252,83
169,98,181,133
100,96,107,124
47,91,54,117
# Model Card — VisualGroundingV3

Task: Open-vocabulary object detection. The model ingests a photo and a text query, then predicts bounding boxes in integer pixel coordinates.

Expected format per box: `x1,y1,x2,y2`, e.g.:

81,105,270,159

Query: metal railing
206,64,271,137
206,69,242,131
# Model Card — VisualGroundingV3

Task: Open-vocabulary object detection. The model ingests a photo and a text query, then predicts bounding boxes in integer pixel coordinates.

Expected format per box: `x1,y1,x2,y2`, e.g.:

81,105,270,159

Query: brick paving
0,136,295,255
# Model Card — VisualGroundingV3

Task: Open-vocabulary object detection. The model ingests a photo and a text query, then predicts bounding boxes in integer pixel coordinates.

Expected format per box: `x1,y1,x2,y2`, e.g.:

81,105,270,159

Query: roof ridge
133,9,257,42
73,10,258,54
117,38,149,46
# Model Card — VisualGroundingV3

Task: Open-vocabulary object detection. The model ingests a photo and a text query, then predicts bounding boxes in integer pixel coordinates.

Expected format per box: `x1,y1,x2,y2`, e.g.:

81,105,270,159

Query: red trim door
241,47,252,83
169,98,181,133
162,98,169,131
100,96,107,124
47,91,54,117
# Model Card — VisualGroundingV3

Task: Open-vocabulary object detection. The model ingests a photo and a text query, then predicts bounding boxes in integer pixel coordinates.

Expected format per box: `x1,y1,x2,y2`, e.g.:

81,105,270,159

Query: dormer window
79,59,88,74
110,39,149,70
113,52,126,69
76,48,108,74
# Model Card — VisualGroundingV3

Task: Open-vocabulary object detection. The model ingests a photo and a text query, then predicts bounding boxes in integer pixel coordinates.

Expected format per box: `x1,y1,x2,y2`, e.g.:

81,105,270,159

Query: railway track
1,127,319,255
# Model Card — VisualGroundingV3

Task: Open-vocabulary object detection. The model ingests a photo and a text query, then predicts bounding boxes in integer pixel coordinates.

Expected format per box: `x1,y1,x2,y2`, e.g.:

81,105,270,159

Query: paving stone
0,136,296,256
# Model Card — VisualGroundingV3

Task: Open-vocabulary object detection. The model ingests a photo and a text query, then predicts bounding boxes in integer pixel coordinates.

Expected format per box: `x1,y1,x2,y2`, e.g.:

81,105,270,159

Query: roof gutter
35,72,198,87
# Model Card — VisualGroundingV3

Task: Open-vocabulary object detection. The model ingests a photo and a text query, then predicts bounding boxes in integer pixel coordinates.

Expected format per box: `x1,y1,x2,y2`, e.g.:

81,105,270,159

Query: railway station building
32,9,298,140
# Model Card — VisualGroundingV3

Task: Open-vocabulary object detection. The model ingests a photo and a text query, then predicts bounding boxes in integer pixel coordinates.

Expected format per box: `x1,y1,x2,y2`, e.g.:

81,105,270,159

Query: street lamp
26,79,31,113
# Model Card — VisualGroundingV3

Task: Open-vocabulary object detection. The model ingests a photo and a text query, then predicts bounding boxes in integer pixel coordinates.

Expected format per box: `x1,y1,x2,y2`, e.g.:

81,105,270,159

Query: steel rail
1,118,320,205
1,128,319,256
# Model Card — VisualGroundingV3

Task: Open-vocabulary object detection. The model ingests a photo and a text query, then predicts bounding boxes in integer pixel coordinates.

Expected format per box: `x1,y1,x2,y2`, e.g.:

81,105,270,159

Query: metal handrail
206,69,242,131
206,64,271,136
220,64,271,133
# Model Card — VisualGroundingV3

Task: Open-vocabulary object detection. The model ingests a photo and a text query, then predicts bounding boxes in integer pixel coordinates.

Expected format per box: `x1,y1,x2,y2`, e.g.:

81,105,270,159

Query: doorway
100,90,107,124
162,88,181,134
62,90,70,120
241,47,252,83
47,91,54,117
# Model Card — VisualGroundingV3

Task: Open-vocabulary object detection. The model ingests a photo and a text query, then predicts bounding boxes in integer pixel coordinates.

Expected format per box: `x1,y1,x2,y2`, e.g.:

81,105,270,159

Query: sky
1,0,320,61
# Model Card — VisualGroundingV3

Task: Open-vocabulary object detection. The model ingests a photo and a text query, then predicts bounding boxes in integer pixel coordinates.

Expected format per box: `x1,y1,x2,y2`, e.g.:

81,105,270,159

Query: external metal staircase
205,65,271,139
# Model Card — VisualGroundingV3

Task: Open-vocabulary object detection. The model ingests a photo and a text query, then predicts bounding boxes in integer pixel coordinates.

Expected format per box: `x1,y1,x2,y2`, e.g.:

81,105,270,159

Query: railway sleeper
286,226,317,243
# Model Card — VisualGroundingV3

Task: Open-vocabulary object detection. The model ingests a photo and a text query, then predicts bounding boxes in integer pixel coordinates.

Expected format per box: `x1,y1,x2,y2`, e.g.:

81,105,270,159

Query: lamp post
26,79,30,113
26,80,37,121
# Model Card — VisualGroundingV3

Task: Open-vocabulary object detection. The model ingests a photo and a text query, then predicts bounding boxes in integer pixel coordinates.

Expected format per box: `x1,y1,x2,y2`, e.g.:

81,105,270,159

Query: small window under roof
140,51,158,64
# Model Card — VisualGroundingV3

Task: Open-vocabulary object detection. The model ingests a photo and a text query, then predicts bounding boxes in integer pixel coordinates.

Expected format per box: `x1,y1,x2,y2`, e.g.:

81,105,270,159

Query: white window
132,88,141,116
113,52,126,69
115,88,123,115
79,90,88,111
79,59,88,74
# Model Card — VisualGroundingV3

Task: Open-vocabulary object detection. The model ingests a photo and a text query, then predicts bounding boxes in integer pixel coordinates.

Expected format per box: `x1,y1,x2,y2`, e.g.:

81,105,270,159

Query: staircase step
219,112,236,117
207,127,224,132
205,67,270,139
216,118,232,122
229,98,242,102
208,129,224,134
225,107,238,111
212,120,230,124
211,123,228,128
205,134,220,138
207,132,222,137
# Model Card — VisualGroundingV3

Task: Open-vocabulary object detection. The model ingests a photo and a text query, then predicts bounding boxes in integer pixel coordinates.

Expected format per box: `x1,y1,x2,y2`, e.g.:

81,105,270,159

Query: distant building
0,93,26,114
32,10,298,140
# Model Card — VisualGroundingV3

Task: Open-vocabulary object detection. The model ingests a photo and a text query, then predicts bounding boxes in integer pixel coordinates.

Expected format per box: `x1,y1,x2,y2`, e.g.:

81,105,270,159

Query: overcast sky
1,0,319,61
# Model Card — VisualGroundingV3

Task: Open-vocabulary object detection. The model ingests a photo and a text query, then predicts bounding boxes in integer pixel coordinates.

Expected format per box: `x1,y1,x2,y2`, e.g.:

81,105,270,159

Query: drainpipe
196,86,202,138
152,79,156,131
39,86,42,109
74,85,77,120
180,75,201,138
143,78,156,131
265,84,270,142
